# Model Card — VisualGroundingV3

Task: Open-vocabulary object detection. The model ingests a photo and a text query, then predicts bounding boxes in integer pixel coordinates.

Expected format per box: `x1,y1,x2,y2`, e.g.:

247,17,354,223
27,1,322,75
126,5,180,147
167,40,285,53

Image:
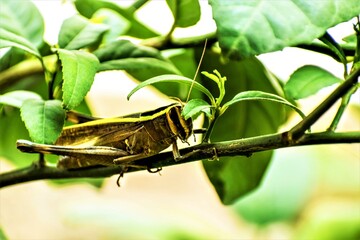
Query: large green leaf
0,227,8,240
0,91,42,109
94,40,164,62
94,40,180,84
0,29,41,58
0,76,49,167
182,98,213,120
98,58,181,75
74,0,158,38
0,108,38,167
165,49,203,100
342,33,357,48
166,0,201,28
199,51,286,204
222,90,305,118
0,48,27,72
284,65,343,100
209,0,360,58
58,49,99,109
0,0,44,48
122,49,202,101
58,15,109,50
20,99,65,144
0,1,43,61
92,8,130,43
127,74,215,104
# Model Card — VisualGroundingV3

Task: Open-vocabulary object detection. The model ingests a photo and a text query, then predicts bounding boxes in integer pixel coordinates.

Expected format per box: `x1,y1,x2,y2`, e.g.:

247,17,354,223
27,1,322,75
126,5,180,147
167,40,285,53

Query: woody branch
0,131,359,188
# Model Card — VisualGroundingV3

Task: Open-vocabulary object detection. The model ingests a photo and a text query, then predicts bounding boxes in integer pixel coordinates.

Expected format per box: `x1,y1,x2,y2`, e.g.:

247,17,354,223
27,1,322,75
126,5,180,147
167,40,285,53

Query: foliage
0,0,359,209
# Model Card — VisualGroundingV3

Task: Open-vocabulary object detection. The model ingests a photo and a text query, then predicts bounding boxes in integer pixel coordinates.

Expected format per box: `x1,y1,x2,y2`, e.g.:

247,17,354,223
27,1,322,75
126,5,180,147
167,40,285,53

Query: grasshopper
17,103,193,169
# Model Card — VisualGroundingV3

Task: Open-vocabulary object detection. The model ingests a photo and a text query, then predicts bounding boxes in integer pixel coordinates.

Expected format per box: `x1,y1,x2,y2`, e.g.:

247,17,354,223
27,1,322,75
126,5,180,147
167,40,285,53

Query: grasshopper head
166,105,193,142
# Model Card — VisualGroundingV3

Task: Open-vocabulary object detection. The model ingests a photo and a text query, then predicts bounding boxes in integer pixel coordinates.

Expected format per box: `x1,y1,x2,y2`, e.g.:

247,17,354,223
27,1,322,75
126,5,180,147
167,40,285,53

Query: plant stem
0,58,43,90
202,109,220,143
0,55,57,90
297,43,355,61
128,0,149,12
328,84,359,131
1,131,359,188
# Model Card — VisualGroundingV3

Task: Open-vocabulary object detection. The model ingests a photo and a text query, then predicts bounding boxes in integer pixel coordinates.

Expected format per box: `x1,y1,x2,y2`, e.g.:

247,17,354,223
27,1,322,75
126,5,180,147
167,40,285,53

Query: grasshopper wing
56,119,144,147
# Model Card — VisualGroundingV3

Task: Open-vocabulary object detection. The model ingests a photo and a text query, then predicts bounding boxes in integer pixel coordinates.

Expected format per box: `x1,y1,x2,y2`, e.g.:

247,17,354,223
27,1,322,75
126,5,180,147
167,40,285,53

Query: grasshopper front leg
172,140,183,161
113,140,183,164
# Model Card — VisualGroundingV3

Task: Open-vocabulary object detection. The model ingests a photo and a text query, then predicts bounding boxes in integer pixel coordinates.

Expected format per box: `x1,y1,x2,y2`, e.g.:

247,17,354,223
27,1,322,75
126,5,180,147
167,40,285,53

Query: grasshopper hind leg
57,156,95,169
113,153,147,164
57,155,116,169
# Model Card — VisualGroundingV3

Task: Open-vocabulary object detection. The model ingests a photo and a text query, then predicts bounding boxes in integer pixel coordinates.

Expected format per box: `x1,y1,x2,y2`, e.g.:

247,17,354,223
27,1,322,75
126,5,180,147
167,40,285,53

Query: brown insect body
42,104,192,169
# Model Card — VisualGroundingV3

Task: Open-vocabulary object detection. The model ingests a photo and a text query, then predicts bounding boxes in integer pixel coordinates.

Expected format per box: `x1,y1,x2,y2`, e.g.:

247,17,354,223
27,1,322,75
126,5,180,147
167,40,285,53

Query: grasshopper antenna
186,39,208,102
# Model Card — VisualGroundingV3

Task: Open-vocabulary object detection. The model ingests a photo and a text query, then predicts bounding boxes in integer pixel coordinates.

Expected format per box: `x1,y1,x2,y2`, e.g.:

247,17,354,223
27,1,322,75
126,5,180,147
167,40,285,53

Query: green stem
0,55,57,90
0,58,43,90
202,109,220,143
351,16,360,72
297,43,355,62
328,83,359,131
319,32,348,77
1,131,359,188
128,0,149,12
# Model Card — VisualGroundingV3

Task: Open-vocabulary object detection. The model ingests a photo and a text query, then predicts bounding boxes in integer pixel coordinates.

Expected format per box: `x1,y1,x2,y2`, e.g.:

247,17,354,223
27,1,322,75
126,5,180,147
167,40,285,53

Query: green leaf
165,49,198,79
116,49,197,101
20,99,65,144
0,76,49,167
0,91,42,108
319,32,347,65
204,151,274,204
98,58,181,75
74,0,158,38
165,49,203,100
166,0,201,28
209,0,360,58
342,34,357,48
0,29,41,58
222,90,305,119
58,15,109,50
127,74,215,104
183,99,213,120
201,70,226,85
94,40,164,62
95,41,174,91
199,51,286,204
58,49,99,109
0,227,8,240
0,47,27,72
284,65,343,100
0,0,44,48
92,9,130,43
0,108,38,167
